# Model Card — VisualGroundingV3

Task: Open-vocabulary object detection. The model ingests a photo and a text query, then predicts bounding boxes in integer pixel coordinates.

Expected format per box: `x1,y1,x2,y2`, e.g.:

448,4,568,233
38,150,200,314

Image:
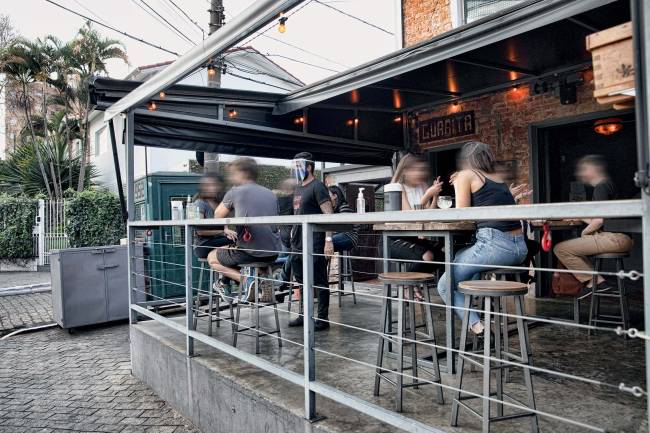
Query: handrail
128,199,643,227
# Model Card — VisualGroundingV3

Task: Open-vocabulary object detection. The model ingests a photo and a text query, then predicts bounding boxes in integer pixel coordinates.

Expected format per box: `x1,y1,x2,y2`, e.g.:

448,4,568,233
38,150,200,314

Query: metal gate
35,199,69,266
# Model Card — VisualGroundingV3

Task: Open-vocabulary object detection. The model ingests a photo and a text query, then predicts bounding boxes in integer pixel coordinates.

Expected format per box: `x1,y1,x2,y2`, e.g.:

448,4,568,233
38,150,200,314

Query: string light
293,116,304,125
207,62,217,77
278,13,287,33
346,118,359,126
147,101,157,111
228,108,238,118
159,90,166,99
393,115,402,123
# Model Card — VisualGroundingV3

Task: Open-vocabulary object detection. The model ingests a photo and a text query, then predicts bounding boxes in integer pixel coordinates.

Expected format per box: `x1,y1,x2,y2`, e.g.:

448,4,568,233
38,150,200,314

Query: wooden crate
586,21,634,98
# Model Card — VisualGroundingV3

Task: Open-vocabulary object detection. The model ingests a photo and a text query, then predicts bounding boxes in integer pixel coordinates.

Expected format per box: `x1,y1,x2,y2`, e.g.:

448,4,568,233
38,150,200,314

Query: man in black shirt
554,155,633,289
288,152,334,331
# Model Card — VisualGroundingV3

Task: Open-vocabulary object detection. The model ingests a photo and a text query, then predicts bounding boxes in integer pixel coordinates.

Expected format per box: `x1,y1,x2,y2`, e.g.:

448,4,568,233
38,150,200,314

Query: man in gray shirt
208,157,281,302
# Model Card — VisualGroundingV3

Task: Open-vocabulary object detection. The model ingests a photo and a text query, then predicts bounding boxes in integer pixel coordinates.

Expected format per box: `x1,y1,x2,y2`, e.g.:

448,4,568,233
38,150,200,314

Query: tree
0,109,95,196
2,38,54,198
64,23,128,191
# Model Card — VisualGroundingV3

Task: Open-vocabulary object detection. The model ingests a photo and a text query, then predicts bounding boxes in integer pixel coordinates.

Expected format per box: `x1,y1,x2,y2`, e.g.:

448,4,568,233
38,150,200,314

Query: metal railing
126,198,648,433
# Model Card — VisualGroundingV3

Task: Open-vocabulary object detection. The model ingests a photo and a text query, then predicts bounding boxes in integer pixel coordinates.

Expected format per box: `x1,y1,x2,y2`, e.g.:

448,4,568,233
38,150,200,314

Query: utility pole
203,0,225,173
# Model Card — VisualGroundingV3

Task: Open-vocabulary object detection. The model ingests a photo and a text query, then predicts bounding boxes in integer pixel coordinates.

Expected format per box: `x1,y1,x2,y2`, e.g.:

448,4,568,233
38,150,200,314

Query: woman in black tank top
437,142,528,334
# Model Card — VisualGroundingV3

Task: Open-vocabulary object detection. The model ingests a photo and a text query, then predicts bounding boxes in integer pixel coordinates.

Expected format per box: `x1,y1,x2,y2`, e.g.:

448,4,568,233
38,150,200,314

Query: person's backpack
551,263,584,296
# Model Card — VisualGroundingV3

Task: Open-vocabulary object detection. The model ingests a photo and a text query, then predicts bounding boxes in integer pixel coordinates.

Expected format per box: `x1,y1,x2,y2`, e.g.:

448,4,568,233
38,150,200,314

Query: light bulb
278,17,287,33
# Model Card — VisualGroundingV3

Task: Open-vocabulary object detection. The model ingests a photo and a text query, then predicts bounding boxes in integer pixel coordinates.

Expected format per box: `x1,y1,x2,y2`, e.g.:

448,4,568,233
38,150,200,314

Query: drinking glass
437,196,453,209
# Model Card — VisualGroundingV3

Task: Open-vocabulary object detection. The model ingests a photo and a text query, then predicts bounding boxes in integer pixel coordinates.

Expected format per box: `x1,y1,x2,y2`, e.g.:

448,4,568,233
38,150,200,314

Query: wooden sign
418,111,476,144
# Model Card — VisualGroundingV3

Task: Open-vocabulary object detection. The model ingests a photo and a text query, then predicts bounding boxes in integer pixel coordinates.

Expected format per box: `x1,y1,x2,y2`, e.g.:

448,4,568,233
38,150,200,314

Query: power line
166,0,205,38
138,0,197,45
226,71,293,92
43,0,180,56
130,0,190,45
264,53,340,73
70,0,108,25
260,34,349,68
313,0,394,35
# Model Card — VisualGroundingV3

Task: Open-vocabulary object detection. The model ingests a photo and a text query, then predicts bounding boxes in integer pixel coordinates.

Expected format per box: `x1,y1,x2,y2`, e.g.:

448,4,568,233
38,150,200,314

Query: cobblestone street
0,275,201,433
0,292,53,333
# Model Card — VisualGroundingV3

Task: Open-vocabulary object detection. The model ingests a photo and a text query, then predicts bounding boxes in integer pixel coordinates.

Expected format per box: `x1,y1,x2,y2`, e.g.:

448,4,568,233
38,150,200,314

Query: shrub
0,194,38,260
66,189,125,248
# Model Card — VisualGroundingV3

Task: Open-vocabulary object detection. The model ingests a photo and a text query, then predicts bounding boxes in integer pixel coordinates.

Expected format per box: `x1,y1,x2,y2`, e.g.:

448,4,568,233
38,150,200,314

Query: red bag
552,263,584,296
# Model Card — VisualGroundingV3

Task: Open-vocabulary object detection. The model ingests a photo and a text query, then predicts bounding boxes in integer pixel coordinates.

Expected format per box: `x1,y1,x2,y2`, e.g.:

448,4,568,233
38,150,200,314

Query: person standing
208,157,282,303
554,155,633,290
288,152,334,331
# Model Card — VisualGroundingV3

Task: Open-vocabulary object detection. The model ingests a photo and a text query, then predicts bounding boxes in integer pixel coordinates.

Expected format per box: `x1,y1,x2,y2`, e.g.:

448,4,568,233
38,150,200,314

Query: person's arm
195,203,223,237
314,183,335,255
453,170,473,208
421,177,442,209
214,191,239,241
582,218,604,235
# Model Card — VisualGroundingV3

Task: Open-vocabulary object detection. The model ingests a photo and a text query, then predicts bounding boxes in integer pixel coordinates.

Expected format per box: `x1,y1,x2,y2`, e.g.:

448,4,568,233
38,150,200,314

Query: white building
88,47,303,191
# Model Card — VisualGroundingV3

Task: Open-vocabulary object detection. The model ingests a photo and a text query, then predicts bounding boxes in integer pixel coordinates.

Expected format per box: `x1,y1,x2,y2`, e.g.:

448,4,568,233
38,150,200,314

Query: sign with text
418,111,476,144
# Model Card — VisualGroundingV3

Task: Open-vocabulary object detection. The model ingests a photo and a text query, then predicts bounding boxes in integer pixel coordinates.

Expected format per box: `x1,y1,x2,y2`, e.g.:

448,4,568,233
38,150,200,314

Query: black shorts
389,238,443,273
216,247,277,268
194,235,233,259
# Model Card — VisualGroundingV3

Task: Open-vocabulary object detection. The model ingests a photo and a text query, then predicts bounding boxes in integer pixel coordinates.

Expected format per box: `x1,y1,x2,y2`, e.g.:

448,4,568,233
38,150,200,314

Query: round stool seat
591,252,629,259
378,272,435,285
483,267,529,275
458,280,528,297
245,262,275,268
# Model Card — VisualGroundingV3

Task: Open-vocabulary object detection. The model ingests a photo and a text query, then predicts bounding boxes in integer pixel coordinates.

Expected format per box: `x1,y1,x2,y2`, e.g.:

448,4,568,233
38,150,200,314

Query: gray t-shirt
221,183,281,257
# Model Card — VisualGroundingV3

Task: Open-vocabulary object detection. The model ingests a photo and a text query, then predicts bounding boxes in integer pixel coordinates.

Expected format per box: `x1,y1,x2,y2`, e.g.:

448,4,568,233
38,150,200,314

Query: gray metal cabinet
51,245,130,329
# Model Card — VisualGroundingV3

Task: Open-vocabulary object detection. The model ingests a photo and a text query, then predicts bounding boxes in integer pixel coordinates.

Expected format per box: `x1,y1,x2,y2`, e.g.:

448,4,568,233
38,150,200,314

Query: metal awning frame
103,0,305,121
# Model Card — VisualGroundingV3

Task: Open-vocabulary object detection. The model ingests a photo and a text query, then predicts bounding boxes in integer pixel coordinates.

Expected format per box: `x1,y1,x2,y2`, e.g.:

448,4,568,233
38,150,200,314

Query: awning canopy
90,78,401,165
91,0,631,166
275,0,629,114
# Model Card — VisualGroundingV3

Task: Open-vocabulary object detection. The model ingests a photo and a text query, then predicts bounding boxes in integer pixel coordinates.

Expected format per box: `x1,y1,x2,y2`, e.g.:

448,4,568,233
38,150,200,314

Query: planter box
50,245,132,329
587,21,635,99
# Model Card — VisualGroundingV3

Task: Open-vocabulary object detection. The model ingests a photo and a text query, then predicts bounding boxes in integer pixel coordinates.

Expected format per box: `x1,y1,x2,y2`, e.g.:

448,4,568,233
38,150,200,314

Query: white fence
34,199,69,266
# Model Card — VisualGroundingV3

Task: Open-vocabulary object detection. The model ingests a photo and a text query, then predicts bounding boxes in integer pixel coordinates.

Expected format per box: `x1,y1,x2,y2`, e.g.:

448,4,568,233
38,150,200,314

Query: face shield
290,158,312,183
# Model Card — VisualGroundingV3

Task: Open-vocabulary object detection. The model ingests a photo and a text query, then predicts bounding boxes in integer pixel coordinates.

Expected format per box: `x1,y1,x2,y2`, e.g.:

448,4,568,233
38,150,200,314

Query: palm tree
64,23,128,191
2,38,54,198
0,109,95,196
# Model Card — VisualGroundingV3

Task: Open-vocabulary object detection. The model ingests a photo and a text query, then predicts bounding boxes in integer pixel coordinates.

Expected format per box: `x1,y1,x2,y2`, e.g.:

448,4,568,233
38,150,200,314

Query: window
461,0,528,24
94,126,106,156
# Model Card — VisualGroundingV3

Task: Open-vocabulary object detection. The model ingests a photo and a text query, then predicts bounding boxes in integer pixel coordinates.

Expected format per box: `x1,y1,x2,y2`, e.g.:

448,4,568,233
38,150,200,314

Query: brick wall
411,78,606,186
403,0,452,46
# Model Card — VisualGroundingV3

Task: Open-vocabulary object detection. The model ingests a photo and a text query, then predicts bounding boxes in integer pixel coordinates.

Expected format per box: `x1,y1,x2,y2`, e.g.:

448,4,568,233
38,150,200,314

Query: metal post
631,0,650,427
185,223,195,357
37,199,45,267
125,110,137,324
108,119,127,223
302,222,317,420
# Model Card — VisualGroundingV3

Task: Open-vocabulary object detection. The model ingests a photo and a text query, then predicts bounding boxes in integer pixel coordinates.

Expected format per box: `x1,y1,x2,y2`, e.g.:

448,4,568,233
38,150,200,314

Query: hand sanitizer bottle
356,188,366,214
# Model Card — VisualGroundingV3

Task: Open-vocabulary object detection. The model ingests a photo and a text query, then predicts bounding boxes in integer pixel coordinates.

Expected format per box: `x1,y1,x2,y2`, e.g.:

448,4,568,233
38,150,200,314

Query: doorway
427,144,462,197
530,110,639,297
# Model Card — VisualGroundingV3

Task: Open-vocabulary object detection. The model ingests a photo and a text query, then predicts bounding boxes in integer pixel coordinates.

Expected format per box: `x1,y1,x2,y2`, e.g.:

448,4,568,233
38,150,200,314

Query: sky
3,0,402,85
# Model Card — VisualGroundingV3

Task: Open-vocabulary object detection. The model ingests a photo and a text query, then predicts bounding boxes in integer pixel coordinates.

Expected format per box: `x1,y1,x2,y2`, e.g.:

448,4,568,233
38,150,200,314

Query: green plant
0,194,37,260
66,188,125,247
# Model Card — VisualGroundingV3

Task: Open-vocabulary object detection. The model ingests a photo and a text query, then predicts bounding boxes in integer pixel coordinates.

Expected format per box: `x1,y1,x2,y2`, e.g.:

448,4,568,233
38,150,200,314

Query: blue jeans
437,228,528,326
332,233,355,252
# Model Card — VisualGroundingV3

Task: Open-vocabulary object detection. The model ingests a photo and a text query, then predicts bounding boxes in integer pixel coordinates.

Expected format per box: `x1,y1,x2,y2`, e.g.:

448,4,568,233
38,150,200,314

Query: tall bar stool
327,251,357,307
479,268,532,382
194,258,233,336
451,280,538,433
587,252,630,335
232,262,282,354
374,272,444,412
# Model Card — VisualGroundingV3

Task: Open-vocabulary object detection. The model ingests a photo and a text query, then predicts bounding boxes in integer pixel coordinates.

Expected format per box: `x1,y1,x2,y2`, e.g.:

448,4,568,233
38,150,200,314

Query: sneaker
213,280,233,304
288,316,304,327
243,276,256,303
259,278,274,303
314,319,330,332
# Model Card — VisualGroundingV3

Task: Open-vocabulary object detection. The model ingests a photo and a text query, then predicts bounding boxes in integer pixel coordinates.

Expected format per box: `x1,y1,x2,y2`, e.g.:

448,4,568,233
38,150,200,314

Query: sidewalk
0,271,202,433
